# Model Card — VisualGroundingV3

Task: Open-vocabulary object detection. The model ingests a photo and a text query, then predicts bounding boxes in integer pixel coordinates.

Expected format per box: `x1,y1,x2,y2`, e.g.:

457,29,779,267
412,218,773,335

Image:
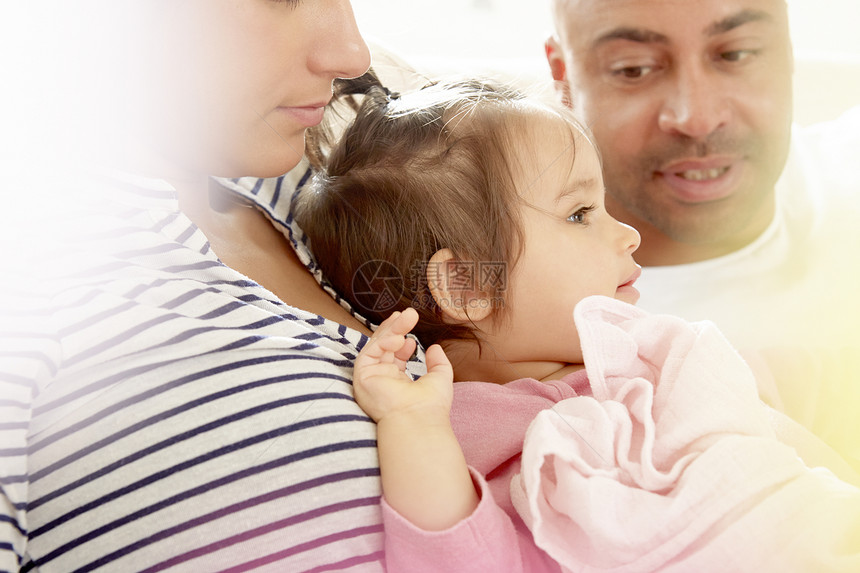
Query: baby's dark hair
297,73,578,349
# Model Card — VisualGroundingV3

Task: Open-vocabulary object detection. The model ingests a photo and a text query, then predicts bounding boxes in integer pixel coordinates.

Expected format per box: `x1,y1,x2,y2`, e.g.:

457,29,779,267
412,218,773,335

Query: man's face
547,0,793,264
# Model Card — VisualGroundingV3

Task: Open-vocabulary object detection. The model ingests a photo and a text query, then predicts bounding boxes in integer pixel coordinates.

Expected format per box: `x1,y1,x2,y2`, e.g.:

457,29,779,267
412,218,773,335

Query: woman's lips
278,105,327,128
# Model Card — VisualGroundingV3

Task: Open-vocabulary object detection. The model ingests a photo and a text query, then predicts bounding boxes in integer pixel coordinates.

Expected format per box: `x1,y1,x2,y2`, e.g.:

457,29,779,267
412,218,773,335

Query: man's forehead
554,0,788,41
555,0,786,10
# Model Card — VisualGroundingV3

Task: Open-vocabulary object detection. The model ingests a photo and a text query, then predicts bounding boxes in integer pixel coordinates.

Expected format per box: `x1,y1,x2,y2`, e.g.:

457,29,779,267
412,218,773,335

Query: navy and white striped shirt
0,163,425,572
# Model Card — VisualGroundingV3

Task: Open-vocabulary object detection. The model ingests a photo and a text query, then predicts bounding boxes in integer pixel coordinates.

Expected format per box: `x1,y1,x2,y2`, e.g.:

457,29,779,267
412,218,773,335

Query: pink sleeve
381,468,560,573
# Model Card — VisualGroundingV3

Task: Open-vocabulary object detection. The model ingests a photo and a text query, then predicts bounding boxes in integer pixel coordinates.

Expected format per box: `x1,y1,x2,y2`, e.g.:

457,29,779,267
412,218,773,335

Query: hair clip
381,86,401,101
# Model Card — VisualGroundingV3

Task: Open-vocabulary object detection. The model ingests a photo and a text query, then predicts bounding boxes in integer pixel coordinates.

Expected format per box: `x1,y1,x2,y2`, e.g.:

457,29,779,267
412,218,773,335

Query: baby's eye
567,205,596,224
568,211,587,224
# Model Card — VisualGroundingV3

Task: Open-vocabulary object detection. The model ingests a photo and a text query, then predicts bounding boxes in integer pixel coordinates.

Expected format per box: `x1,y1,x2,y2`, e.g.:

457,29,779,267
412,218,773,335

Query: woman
1,1,418,571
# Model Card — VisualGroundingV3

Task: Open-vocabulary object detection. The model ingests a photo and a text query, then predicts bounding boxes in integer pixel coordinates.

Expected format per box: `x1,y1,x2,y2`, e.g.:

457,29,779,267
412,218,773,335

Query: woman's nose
308,0,371,80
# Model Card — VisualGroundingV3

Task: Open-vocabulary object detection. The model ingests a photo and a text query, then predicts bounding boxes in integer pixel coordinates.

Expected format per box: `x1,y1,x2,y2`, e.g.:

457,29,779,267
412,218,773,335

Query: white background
352,0,860,61
351,0,860,125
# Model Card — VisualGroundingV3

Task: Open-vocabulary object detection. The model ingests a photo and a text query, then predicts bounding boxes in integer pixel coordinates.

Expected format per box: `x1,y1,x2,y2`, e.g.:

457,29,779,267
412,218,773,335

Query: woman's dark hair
297,72,582,349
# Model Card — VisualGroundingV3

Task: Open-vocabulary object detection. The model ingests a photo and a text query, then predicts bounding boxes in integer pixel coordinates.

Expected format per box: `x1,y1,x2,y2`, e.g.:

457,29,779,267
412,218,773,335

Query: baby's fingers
425,344,453,379
361,309,420,362
392,336,417,366
375,308,419,338
360,332,411,365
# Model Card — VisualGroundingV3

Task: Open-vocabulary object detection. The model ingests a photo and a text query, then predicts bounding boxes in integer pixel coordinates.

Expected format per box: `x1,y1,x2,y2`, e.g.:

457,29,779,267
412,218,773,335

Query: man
546,0,859,468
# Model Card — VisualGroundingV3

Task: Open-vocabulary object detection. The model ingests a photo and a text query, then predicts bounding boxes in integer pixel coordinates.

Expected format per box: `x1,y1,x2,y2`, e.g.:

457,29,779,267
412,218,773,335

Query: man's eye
611,65,654,80
721,49,759,63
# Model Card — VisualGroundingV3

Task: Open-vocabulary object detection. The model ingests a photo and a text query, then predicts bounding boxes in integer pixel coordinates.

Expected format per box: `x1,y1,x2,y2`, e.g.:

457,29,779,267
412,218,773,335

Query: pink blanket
511,296,860,572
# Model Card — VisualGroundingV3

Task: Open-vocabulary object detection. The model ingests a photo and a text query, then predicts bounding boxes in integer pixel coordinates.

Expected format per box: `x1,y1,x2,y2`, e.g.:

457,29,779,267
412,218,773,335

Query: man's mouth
676,167,730,181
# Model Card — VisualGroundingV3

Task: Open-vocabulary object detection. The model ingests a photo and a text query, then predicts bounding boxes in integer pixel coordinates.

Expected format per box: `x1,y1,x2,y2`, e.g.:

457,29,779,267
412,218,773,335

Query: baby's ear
426,249,493,323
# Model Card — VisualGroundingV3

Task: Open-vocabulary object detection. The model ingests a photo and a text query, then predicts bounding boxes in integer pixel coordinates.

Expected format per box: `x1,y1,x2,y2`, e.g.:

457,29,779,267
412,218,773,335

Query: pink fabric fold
511,295,860,572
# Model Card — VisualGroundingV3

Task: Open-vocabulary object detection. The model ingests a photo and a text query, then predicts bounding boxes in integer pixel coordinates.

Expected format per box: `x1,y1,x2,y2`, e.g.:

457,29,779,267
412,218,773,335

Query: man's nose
657,63,731,139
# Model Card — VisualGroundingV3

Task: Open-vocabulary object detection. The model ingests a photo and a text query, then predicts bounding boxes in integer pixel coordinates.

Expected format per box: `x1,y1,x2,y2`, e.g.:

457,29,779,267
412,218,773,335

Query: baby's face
489,113,641,365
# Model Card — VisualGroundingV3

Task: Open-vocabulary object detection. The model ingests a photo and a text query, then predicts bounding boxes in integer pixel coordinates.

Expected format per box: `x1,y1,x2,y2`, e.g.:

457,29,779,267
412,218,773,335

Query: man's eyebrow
593,9,773,48
705,9,772,36
593,27,668,48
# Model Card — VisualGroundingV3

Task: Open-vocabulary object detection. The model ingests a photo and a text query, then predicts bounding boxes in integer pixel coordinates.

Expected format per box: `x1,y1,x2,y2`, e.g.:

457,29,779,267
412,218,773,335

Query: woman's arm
353,309,479,531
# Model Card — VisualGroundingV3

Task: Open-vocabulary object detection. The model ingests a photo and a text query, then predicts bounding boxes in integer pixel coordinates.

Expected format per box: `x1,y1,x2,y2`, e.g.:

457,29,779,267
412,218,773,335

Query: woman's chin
221,135,307,179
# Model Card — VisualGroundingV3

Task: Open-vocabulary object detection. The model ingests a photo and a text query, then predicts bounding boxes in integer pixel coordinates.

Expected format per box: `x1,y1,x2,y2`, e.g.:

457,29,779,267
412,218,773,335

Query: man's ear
545,36,572,108
426,249,493,324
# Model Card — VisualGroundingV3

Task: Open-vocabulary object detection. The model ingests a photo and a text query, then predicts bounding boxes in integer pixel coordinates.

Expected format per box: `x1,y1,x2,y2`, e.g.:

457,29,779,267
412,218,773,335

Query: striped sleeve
14,283,389,571
0,174,409,572
0,277,61,571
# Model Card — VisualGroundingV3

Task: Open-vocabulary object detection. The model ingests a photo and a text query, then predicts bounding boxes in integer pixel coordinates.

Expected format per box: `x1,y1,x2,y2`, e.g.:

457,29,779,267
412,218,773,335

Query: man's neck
606,196,777,267
632,225,745,266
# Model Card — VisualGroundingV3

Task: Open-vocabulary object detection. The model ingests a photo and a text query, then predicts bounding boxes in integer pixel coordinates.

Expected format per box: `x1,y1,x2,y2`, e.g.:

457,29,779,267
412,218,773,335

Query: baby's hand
353,308,454,424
